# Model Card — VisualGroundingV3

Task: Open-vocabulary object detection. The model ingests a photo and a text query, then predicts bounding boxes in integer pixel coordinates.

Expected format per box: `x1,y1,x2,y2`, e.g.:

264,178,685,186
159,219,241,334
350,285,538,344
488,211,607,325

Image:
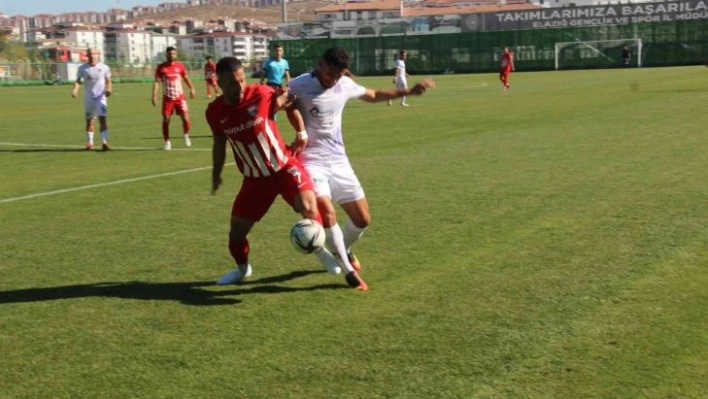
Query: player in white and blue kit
286,47,435,279
71,48,112,150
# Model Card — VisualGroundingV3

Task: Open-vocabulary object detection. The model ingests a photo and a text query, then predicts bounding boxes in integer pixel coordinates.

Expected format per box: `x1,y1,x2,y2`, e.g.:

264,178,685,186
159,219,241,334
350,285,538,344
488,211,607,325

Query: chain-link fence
278,19,708,76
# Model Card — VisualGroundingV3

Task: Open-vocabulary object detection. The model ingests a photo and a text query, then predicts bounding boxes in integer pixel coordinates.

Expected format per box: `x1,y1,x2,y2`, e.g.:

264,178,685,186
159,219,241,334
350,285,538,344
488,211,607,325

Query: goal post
554,38,643,70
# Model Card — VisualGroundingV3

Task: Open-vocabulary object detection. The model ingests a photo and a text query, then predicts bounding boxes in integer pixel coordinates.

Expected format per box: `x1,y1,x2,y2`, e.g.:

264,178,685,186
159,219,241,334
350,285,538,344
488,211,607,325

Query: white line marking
0,142,210,151
0,163,235,204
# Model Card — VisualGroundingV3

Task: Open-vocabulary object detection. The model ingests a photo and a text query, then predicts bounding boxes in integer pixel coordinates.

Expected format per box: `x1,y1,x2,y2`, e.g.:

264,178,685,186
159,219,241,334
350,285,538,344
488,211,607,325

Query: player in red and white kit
204,55,219,99
207,56,368,291
499,46,515,91
152,46,196,150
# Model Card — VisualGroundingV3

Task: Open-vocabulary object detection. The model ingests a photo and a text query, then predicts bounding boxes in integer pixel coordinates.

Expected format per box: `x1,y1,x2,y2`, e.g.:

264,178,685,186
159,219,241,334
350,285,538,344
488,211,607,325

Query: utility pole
282,0,287,22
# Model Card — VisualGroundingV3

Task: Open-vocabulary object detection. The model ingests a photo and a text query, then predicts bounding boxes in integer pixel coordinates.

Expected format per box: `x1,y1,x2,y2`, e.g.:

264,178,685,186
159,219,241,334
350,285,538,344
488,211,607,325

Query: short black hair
166,46,176,53
206,55,213,60
321,47,349,70
273,44,282,49
216,57,243,75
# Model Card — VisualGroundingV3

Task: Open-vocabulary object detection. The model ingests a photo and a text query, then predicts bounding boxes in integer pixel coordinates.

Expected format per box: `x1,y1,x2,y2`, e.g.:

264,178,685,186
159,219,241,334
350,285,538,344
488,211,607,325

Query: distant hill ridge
128,2,330,25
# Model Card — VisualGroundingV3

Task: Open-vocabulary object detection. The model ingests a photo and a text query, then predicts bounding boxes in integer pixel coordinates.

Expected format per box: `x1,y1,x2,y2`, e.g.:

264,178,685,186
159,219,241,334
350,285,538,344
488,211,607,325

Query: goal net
554,39,642,70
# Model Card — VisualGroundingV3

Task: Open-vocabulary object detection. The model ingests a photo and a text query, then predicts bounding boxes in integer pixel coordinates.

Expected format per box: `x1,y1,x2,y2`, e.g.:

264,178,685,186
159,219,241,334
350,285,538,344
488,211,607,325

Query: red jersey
155,61,187,99
206,85,290,178
204,62,216,79
500,52,512,70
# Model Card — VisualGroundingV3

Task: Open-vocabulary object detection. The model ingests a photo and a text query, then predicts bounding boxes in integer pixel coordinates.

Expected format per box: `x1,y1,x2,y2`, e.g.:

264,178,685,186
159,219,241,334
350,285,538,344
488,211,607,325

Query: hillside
130,2,331,25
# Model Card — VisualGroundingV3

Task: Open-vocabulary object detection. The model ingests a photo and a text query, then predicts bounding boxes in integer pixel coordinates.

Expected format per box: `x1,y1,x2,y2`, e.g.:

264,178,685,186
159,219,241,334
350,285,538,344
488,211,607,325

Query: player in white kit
388,49,410,107
71,48,113,150
286,47,435,276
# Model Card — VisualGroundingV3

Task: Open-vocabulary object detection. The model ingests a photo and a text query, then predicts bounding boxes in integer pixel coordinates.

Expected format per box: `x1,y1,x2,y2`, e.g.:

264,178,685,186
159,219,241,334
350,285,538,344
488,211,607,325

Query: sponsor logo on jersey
223,116,264,135
309,107,335,118
247,104,258,116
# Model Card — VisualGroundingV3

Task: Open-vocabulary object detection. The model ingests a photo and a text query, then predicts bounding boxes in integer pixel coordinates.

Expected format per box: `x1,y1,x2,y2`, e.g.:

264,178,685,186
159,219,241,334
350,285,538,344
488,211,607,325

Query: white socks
342,219,366,251
314,246,342,275
86,131,94,144
325,224,354,273
100,130,108,143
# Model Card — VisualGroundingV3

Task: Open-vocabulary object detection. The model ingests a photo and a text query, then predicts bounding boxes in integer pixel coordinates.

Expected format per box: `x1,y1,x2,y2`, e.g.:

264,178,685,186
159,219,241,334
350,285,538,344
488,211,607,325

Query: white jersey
77,62,111,100
395,59,407,85
287,72,366,160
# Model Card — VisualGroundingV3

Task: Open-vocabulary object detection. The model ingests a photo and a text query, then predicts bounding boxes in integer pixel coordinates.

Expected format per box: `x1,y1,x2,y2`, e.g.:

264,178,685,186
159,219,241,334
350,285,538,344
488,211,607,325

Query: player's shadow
140,135,211,140
0,148,88,153
0,270,344,306
639,87,708,93
0,148,156,153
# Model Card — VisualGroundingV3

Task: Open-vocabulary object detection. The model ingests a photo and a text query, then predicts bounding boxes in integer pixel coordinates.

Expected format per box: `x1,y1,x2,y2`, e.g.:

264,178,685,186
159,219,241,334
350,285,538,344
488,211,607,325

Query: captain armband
296,130,308,140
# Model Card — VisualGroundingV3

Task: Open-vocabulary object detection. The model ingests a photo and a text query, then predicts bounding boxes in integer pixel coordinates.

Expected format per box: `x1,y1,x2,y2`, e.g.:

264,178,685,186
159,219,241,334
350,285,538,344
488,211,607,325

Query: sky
0,0,169,17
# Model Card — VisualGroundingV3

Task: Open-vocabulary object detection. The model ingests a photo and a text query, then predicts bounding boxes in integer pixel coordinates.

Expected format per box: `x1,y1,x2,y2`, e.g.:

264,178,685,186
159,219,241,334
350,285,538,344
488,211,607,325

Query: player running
285,47,435,277
207,56,367,291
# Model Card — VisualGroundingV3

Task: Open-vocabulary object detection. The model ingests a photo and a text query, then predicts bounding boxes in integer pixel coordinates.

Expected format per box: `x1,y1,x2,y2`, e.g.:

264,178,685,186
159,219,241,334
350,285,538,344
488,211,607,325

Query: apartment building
177,31,268,63
104,29,177,65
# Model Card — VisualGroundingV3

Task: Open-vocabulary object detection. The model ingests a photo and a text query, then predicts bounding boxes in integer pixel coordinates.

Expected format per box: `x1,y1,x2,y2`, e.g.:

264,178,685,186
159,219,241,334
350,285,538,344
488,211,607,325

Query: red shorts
500,67,511,76
206,77,217,86
162,96,188,116
232,159,315,221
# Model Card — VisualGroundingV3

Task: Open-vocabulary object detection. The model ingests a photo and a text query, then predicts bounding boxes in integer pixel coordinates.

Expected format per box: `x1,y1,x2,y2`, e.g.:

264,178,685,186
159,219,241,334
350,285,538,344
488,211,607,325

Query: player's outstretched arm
361,78,435,103
409,78,435,95
211,135,227,194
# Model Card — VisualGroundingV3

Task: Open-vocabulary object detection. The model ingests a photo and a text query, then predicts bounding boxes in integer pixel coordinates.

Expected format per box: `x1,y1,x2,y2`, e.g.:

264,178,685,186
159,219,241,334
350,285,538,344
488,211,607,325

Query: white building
104,29,177,65
64,27,105,50
178,32,268,63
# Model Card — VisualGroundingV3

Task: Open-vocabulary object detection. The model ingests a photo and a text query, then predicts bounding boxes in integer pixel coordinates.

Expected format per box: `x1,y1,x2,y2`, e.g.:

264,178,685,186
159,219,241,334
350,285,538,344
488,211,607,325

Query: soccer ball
290,219,325,254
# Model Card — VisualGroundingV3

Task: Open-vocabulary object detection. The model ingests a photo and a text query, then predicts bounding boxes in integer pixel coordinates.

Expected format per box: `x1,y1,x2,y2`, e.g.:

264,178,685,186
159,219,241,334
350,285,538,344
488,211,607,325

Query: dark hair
206,55,213,60
166,46,176,53
321,47,349,70
216,57,243,75
273,44,282,49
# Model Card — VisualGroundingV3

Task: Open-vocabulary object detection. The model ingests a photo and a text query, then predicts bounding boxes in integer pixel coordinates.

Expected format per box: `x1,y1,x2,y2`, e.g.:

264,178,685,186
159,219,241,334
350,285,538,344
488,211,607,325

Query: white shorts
84,96,107,120
395,79,408,90
303,156,365,204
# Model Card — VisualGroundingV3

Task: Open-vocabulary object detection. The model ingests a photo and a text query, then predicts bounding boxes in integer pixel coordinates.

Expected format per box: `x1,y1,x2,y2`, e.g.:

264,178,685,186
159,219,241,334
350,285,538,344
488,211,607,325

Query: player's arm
104,75,112,97
260,64,268,85
359,79,435,103
510,53,515,71
212,133,227,194
284,69,291,84
182,73,196,99
71,75,82,98
151,75,160,106
285,105,308,156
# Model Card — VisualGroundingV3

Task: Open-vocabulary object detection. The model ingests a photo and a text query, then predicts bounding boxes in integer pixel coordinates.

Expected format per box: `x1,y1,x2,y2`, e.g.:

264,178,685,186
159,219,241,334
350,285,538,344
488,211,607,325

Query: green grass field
1,67,707,398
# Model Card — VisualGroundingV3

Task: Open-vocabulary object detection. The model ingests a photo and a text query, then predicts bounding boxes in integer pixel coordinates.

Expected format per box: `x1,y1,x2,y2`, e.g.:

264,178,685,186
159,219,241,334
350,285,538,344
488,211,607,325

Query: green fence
278,19,708,76
0,60,265,86
2,19,707,86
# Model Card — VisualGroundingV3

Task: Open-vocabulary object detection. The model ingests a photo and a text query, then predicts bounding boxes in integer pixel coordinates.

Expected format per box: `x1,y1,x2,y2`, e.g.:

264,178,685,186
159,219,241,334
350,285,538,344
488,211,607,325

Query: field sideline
1,67,707,398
